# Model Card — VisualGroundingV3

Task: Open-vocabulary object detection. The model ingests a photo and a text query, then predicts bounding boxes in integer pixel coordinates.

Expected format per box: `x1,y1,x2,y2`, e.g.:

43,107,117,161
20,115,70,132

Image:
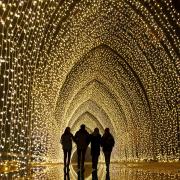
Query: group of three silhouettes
60,124,115,179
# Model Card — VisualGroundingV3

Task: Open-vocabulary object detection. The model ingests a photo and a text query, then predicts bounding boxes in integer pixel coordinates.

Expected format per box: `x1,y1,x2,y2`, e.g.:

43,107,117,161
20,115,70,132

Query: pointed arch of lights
70,111,105,134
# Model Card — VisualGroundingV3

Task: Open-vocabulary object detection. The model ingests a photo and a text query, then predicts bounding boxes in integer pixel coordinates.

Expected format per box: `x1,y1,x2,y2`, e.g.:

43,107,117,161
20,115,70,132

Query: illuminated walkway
0,163,180,179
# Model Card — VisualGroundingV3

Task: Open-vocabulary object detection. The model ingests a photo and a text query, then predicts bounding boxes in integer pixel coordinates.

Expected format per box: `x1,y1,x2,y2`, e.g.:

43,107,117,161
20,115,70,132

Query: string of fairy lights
0,0,179,167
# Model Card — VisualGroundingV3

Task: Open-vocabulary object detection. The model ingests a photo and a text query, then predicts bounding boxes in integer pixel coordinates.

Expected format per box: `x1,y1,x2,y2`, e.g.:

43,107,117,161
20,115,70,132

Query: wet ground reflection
0,163,179,179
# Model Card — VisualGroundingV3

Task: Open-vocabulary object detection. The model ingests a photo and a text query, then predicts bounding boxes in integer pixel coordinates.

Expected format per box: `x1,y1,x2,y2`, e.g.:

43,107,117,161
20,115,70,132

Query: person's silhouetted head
94,128,99,134
65,127,70,133
80,124,85,130
105,128,110,133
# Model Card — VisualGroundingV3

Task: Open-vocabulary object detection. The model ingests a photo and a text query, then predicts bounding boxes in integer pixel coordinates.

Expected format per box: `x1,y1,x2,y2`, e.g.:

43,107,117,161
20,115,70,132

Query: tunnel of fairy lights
0,0,179,164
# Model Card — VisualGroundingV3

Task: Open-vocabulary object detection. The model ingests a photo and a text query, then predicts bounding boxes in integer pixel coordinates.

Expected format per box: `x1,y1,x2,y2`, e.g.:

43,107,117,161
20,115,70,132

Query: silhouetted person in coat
90,128,101,171
60,127,74,176
90,128,101,180
101,128,115,174
74,124,90,173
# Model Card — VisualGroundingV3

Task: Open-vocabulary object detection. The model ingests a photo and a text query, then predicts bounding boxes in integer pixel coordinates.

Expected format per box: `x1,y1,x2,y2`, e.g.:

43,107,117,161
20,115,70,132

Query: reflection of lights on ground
0,161,21,173
0,0,179,165
0,163,179,179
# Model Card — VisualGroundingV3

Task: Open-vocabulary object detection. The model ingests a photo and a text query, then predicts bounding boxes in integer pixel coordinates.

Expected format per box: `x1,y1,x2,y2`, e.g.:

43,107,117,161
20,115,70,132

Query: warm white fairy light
0,0,179,167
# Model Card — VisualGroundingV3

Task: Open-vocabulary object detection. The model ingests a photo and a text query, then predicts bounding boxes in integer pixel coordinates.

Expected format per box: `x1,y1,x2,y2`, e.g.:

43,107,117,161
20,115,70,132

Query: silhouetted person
90,128,101,172
101,128,115,174
74,124,90,174
60,127,74,176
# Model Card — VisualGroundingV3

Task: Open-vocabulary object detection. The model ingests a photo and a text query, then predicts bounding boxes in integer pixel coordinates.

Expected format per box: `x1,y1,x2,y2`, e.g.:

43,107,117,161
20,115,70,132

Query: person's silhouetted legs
63,150,68,173
104,151,111,172
67,150,71,172
77,148,86,172
81,148,86,171
92,154,99,170
63,149,72,174
77,149,81,170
